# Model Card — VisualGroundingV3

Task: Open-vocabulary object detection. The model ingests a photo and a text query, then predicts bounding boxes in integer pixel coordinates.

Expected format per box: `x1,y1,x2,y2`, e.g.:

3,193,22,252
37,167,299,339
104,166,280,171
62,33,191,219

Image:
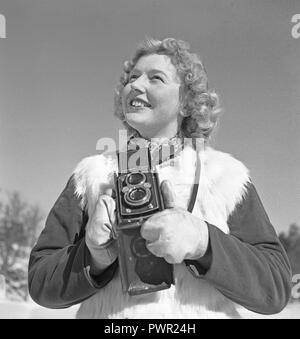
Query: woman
28,38,291,318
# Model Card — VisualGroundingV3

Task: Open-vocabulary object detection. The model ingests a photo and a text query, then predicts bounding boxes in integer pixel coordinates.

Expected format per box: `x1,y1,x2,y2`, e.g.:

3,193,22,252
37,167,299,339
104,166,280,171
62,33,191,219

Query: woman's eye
129,74,138,82
151,75,164,82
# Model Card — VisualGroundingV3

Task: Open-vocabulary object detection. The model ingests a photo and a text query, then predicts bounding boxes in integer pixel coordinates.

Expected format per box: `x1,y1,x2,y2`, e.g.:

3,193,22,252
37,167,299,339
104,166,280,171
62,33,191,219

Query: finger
164,254,179,264
160,180,176,209
140,220,162,242
145,240,165,258
97,195,117,239
103,187,117,200
95,196,110,221
103,187,113,197
146,241,180,264
100,195,116,224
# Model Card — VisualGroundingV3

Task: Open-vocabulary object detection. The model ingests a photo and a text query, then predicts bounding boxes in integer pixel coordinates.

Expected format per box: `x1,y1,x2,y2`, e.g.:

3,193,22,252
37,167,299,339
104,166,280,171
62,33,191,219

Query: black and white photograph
0,0,299,320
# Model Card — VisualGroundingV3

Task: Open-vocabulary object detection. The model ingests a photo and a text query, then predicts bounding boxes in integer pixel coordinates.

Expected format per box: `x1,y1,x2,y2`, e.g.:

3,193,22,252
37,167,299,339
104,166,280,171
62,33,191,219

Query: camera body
114,147,174,296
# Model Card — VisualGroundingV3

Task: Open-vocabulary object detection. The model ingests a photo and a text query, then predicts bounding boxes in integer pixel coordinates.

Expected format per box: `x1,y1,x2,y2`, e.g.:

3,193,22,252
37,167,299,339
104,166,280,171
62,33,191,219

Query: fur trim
73,152,118,215
73,146,250,319
197,148,250,232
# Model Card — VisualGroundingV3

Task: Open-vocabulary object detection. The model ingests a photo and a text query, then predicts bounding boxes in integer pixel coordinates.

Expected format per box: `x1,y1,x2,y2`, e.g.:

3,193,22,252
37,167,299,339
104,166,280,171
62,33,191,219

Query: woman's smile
128,97,152,111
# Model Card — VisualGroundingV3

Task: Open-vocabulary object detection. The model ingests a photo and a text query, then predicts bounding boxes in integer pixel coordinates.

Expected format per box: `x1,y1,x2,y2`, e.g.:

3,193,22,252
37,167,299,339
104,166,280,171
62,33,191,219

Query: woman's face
122,54,182,139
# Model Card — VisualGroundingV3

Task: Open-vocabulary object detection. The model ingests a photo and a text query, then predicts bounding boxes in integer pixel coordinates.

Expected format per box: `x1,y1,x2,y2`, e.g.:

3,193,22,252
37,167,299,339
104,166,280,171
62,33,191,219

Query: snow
0,299,299,319
0,299,79,319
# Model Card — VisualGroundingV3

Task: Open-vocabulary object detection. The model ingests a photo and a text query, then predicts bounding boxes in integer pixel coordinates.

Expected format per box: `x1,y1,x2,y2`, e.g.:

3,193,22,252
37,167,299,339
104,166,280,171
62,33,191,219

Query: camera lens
129,188,147,201
131,236,151,258
124,186,151,207
127,173,145,185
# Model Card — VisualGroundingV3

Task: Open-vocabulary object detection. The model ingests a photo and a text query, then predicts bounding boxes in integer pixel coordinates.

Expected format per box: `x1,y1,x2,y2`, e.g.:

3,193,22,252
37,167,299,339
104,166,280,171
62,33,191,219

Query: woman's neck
137,124,180,141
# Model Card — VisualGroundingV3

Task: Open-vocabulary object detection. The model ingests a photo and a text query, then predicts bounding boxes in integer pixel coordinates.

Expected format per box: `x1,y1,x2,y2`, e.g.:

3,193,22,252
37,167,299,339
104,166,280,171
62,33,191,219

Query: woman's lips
127,98,151,111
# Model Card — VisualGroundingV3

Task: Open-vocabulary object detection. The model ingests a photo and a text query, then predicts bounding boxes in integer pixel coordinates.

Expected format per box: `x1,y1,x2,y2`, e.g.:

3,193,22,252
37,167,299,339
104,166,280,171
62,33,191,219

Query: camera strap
187,146,201,213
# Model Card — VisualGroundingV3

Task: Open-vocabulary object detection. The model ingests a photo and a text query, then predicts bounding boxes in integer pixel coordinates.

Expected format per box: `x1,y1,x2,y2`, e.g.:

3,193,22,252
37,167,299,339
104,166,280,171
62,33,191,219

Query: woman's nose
131,75,147,93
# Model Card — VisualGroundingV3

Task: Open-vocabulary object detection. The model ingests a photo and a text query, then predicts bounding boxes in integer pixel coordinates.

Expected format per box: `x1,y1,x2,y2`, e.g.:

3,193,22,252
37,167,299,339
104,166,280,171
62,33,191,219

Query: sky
0,0,299,234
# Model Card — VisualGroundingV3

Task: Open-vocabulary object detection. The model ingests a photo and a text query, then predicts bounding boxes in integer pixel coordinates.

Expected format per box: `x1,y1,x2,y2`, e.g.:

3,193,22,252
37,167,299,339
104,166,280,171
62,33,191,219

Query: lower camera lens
131,236,151,258
124,186,151,207
129,188,147,201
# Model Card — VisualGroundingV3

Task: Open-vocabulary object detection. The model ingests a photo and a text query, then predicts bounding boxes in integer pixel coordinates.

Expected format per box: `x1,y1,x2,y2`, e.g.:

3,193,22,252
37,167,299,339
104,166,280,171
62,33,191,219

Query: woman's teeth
130,99,150,108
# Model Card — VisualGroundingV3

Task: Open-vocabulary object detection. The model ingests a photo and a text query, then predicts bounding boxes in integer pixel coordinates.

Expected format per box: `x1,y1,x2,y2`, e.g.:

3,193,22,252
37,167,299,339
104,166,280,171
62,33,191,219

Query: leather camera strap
187,141,201,213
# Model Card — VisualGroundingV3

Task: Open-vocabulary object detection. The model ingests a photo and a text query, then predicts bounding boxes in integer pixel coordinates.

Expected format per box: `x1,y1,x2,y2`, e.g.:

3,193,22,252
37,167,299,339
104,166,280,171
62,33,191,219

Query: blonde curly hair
114,37,222,140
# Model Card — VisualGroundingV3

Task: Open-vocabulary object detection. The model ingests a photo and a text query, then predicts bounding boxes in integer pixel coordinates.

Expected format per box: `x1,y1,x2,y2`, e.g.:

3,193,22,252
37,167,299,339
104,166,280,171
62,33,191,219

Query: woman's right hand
85,194,118,275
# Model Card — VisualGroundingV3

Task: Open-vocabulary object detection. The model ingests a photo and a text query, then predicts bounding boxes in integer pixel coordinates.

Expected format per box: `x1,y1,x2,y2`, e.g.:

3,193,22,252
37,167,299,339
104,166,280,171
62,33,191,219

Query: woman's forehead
132,54,179,80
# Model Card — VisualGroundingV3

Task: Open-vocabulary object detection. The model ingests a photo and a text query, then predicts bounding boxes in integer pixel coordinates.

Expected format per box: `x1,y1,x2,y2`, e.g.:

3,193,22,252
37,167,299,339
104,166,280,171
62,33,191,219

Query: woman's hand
141,180,209,264
85,193,118,274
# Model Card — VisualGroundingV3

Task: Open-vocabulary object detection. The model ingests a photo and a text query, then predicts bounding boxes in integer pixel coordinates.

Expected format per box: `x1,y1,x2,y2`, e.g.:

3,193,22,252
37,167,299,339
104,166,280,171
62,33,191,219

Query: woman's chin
125,112,151,129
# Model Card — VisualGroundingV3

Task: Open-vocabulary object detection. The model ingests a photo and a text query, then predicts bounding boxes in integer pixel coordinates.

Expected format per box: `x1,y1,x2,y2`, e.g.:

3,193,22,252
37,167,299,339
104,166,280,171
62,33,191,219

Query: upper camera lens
127,173,145,185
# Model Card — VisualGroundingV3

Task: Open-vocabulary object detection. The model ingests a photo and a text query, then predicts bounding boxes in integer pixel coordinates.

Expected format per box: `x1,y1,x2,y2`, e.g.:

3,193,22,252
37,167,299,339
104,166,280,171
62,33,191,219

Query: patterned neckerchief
127,133,184,167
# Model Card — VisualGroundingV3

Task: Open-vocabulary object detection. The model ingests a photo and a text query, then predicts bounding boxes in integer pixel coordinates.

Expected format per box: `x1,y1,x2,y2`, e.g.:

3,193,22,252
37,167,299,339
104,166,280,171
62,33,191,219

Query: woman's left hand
140,180,209,264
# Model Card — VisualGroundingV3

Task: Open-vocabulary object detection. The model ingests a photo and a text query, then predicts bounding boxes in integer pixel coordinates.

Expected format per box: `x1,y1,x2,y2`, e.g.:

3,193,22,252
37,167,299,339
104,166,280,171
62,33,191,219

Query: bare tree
279,223,300,280
0,191,43,300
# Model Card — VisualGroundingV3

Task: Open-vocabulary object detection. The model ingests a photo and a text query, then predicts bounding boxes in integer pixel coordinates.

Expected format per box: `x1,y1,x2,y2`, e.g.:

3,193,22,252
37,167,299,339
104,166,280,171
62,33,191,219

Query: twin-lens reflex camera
114,147,174,296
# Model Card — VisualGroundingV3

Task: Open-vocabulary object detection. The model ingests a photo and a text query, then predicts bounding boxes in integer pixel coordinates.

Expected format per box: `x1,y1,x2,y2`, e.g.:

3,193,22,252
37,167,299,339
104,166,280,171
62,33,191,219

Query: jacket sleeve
28,176,118,309
185,182,292,314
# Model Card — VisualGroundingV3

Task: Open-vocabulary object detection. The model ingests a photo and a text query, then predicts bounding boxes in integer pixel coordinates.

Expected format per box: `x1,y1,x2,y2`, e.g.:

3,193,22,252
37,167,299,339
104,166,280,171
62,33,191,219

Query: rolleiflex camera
114,146,174,296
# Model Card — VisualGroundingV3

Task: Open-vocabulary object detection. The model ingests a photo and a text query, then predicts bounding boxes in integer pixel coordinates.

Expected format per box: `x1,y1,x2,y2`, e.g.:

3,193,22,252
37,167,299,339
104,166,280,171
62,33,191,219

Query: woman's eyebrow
148,69,168,77
129,68,140,75
130,68,168,77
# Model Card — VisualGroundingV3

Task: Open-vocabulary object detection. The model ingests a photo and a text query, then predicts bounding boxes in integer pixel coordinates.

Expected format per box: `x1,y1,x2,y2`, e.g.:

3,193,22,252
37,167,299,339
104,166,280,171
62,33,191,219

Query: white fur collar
73,146,250,228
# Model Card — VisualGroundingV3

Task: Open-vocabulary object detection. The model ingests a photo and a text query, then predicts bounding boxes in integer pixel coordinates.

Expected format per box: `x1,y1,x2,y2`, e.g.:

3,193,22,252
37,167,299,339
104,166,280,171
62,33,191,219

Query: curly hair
114,37,222,140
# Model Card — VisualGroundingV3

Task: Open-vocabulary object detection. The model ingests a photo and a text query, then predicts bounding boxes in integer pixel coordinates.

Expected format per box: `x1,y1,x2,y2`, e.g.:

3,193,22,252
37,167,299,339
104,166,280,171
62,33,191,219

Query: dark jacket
28,175,292,314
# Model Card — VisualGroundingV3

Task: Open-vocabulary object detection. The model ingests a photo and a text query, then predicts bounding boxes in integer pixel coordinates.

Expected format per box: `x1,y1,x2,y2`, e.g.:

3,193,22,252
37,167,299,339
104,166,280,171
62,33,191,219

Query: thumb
160,180,176,209
100,195,116,226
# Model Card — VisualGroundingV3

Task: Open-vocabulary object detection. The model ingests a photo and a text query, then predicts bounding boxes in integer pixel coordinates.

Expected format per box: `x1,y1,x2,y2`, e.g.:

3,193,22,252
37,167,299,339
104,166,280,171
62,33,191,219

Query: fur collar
73,146,250,229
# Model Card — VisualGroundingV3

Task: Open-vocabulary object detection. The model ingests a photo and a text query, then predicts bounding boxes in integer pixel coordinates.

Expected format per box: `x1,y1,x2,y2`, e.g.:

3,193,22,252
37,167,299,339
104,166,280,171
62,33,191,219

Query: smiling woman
121,53,181,139
28,37,292,319
115,38,221,141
